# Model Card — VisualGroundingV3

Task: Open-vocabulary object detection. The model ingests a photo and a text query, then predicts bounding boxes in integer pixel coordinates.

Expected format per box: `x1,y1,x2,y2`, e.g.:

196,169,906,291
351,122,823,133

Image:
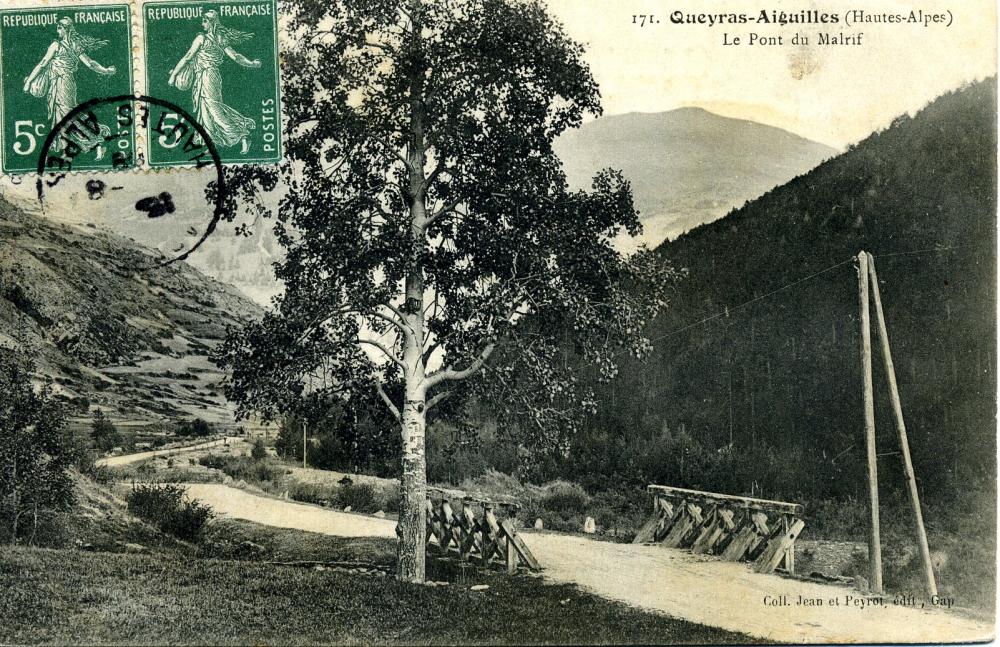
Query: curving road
180,483,993,644
96,437,241,467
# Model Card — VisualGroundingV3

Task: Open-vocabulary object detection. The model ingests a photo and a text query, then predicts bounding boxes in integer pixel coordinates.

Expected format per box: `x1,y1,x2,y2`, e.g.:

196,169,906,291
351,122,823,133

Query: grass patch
199,518,395,565
0,546,758,645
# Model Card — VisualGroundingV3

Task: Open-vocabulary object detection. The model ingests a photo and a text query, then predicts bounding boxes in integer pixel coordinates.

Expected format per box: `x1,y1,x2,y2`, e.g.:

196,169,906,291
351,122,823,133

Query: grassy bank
3,468,759,645
1,545,757,645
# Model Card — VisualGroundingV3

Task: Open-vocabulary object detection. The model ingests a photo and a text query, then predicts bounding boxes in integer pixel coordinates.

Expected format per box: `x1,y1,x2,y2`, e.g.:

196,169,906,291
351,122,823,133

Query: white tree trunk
397,386,427,582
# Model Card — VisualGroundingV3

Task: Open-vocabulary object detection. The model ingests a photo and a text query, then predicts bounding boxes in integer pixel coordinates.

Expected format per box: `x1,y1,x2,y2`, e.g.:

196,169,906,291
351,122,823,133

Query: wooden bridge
425,486,541,573
634,484,805,575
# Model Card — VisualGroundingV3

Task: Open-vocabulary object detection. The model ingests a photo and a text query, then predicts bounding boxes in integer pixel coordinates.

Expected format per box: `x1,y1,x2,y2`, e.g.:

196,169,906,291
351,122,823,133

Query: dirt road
184,483,396,538
96,437,240,467
182,483,992,644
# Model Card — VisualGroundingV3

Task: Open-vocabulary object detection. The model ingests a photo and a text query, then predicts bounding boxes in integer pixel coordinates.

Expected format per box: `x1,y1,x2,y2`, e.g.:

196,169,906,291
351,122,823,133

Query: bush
336,483,378,512
458,469,532,501
91,410,120,453
539,481,589,514
177,418,214,437
126,483,213,542
288,482,330,505
250,438,267,461
198,454,283,486
198,453,227,471
377,482,401,514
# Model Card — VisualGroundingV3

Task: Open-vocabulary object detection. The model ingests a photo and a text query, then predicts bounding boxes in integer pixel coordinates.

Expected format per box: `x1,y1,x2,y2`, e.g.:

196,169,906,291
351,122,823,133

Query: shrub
378,482,401,514
336,483,378,512
198,453,227,471
250,438,267,461
539,480,589,514
90,410,120,453
126,483,213,542
458,469,530,501
177,418,214,437
288,482,329,505
198,454,283,485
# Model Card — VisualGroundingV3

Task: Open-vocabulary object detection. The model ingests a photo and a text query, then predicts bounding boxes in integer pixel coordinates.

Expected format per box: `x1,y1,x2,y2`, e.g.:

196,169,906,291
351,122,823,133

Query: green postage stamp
0,0,281,174
142,1,281,167
0,4,135,174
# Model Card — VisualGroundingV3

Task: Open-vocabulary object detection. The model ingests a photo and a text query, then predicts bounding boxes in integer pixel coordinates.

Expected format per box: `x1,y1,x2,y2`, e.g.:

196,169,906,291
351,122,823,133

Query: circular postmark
35,94,229,268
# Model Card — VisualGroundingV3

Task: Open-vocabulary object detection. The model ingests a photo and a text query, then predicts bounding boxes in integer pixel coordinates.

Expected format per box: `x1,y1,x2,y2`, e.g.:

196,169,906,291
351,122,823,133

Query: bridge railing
424,486,541,573
635,484,805,575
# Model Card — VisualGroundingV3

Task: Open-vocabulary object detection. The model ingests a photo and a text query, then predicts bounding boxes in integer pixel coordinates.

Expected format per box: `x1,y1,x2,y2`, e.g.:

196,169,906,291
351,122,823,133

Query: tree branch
357,338,407,374
425,342,496,388
378,138,412,172
382,302,410,327
426,198,461,225
425,390,450,411
375,380,401,421
363,309,412,342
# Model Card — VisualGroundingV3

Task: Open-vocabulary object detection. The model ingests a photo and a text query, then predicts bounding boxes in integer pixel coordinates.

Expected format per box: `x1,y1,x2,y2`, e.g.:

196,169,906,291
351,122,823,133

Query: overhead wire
638,243,977,347
645,257,855,344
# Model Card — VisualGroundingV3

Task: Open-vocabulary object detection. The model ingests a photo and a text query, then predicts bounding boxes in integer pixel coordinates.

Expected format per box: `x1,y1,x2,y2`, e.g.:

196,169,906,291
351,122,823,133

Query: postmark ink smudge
86,178,106,200
136,191,175,218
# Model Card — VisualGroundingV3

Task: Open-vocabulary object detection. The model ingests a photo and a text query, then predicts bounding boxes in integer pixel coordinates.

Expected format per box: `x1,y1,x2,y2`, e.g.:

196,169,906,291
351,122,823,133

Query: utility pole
302,420,308,469
858,251,883,594
867,252,937,597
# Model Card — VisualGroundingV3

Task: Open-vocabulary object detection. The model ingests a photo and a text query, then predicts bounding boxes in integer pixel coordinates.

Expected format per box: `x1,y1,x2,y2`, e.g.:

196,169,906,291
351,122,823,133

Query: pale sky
547,0,997,148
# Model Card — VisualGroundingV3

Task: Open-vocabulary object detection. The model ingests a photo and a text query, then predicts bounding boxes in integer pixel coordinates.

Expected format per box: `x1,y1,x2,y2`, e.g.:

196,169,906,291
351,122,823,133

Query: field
1,526,755,645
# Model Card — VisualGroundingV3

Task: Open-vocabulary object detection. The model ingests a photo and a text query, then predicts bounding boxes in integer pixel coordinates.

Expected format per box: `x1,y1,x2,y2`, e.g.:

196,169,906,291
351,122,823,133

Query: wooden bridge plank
501,519,541,571
754,518,806,574
647,484,803,515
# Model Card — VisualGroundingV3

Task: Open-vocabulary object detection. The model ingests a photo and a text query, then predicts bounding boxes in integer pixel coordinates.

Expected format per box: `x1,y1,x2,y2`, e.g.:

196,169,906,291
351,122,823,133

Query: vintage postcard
0,0,995,644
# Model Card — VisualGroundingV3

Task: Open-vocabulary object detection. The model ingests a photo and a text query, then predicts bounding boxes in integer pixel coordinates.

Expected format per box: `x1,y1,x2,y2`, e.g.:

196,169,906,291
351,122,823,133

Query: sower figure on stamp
169,10,261,155
23,17,117,158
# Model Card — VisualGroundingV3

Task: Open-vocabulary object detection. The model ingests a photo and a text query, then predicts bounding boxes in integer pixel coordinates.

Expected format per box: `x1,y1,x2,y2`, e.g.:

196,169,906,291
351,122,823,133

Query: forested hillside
566,79,996,503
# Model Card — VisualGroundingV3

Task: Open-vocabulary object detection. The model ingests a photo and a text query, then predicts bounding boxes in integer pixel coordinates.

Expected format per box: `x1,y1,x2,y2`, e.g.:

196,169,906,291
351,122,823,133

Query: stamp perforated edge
138,0,283,168
0,0,286,177
0,0,141,175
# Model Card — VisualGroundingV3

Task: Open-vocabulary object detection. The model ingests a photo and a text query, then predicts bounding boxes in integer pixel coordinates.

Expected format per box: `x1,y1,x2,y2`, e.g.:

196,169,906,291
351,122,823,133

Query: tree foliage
90,410,120,453
275,395,400,476
0,348,74,544
176,418,214,438
216,0,674,580
219,0,672,448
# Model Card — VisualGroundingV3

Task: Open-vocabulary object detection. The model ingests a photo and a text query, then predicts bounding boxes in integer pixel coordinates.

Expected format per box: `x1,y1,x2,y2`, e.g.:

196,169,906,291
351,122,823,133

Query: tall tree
0,347,74,544
218,0,673,582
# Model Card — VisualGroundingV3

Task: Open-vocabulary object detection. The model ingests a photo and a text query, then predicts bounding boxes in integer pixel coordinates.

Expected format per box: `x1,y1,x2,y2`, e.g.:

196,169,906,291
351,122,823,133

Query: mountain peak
555,109,835,250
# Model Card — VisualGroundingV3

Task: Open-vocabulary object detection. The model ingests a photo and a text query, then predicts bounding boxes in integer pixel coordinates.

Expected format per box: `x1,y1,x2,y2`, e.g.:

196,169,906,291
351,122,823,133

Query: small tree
0,348,74,544
250,437,268,461
90,409,120,453
274,414,303,461
177,418,213,438
218,0,673,581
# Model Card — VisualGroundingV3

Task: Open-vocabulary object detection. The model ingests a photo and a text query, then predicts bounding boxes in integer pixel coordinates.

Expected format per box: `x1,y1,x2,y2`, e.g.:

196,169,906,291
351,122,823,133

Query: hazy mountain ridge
555,107,837,249
0,200,263,426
